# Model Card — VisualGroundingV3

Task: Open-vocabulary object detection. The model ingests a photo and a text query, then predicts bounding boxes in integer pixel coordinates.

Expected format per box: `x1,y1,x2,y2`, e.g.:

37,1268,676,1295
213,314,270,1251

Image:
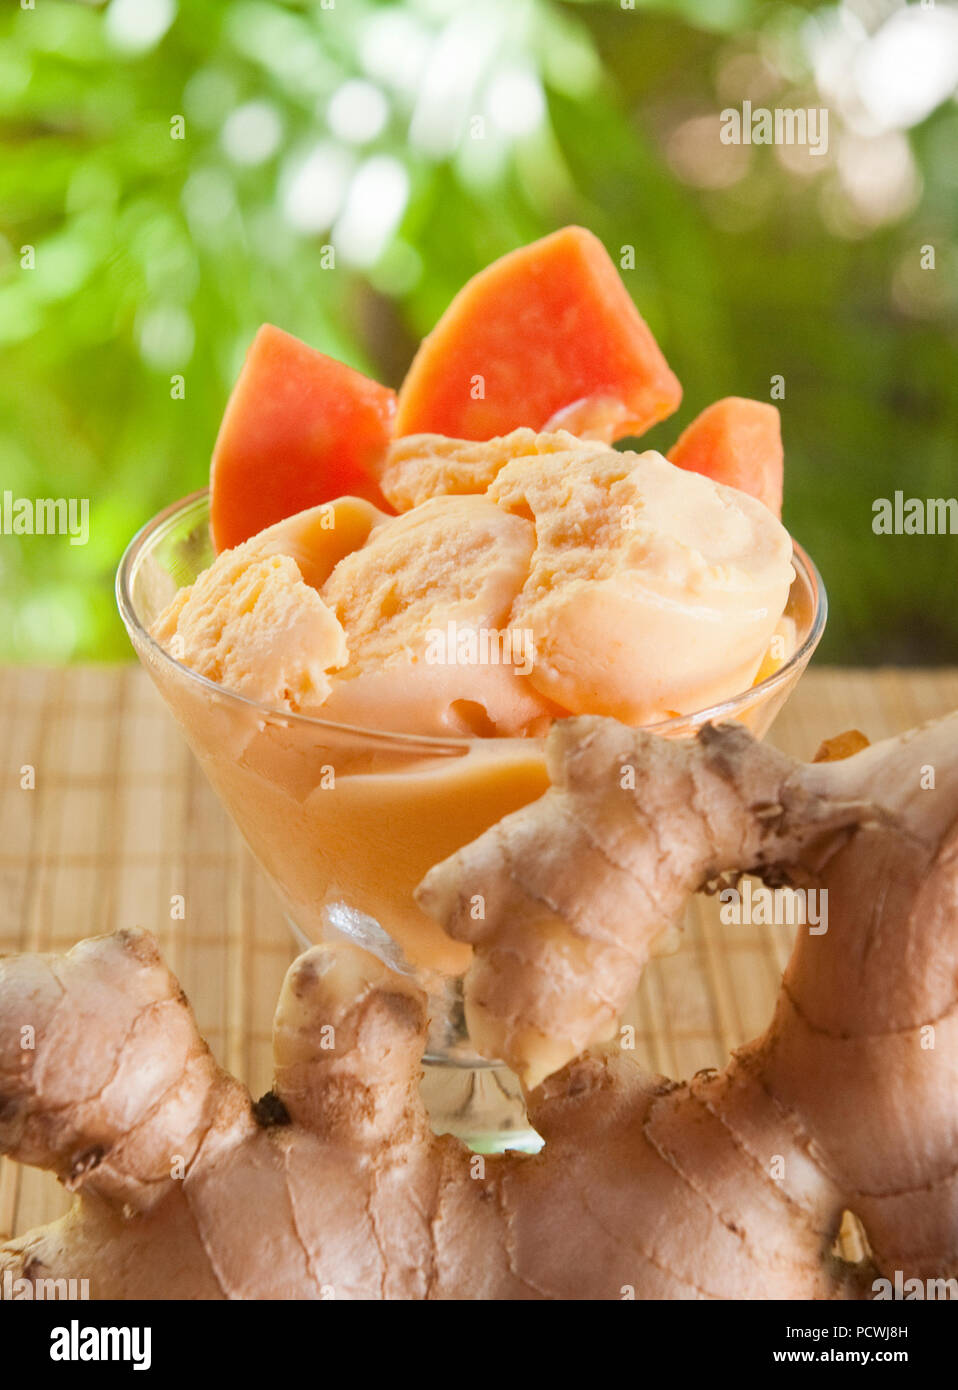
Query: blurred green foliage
0,0,956,663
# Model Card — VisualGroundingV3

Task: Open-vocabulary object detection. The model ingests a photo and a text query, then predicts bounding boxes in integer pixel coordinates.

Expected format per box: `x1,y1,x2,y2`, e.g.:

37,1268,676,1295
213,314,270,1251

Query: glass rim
116,487,828,751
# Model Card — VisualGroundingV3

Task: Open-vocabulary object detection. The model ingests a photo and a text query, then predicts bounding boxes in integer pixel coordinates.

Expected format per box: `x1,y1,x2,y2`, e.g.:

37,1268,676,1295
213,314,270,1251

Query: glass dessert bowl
118,490,827,1151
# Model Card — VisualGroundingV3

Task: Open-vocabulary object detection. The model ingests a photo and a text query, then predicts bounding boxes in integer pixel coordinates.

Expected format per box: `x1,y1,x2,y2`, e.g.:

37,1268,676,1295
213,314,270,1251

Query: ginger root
2,714,957,1299
417,716,881,1087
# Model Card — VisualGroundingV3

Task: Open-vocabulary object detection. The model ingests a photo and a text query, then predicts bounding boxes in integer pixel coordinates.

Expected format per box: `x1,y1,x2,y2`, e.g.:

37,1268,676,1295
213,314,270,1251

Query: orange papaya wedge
395,226,681,443
667,397,783,516
210,324,395,552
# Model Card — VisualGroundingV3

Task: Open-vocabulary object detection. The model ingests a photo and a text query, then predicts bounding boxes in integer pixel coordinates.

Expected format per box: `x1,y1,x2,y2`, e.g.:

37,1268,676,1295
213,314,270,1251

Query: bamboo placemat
3,664,958,1240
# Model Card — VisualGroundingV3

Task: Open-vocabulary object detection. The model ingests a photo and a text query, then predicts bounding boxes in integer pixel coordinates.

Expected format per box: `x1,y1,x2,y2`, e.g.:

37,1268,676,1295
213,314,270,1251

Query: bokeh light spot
327,80,389,145
182,169,237,233
487,68,546,137
333,156,410,268
837,130,920,226
137,304,195,369
15,594,80,663
221,101,283,166
854,7,958,133
360,10,432,95
105,0,177,55
667,114,750,189
282,143,354,234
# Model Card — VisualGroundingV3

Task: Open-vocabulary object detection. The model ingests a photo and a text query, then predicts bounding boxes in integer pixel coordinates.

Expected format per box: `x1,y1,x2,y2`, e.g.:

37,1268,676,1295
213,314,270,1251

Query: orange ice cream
487,444,794,723
149,430,795,975
151,547,347,710
375,427,582,512
319,494,557,737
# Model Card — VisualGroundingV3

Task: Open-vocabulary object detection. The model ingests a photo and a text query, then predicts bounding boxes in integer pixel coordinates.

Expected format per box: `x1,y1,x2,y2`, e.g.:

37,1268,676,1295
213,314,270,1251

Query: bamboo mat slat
2,663,958,1240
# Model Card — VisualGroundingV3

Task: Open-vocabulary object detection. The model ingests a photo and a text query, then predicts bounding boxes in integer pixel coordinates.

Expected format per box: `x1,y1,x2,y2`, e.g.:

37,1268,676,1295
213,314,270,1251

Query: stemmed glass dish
118,490,827,1151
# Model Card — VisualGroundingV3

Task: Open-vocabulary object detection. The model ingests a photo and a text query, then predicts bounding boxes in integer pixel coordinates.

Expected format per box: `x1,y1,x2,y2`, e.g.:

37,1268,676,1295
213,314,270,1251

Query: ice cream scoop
150,496,392,713
151,545,347,711
376,427,582,512
487,444,794,724
319,493,558,737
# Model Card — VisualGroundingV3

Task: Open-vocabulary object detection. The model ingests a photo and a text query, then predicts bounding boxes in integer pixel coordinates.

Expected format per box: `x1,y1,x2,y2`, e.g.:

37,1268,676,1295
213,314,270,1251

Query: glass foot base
419,1059,543,1154
287,909,543,1152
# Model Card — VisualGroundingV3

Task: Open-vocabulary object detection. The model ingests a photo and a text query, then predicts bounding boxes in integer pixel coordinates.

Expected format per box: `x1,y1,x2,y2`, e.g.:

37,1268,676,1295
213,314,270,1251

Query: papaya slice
395,226,681,443
667,397,783,516
209,324,395,552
